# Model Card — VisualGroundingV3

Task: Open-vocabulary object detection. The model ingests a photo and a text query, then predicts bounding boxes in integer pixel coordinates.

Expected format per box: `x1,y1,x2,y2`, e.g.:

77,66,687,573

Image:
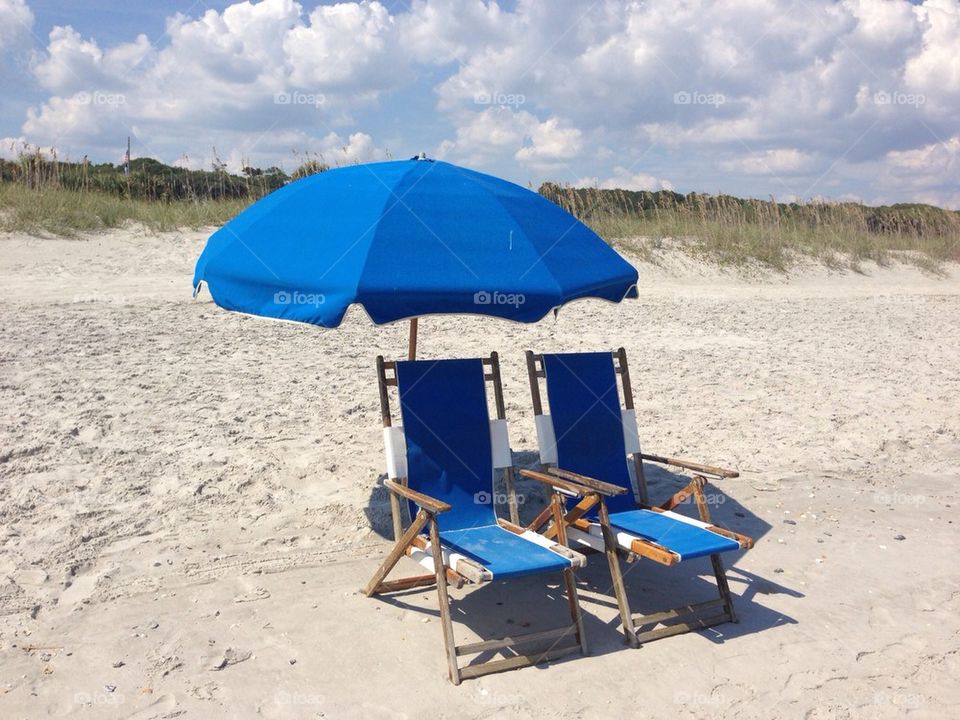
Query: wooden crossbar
633,598,726,627
541,493,600,541
455,626,576,656
374,574,439,593
706,524,755,550
526,503,555,534
635,614,731,643
457,644,581,681
661,480,701,512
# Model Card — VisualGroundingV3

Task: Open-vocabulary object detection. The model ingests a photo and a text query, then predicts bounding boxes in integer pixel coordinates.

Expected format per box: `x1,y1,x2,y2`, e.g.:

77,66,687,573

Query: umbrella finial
417,151,427,160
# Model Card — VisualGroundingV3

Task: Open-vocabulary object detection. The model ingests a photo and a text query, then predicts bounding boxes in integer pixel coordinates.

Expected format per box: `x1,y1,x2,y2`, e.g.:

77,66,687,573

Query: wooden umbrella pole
408,317,418,360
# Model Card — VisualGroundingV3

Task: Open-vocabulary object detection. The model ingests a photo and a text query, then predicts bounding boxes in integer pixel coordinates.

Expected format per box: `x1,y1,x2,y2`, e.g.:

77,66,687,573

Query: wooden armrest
547,467,629,496
383,479,451,514
641,453,739,479
519,469,595,497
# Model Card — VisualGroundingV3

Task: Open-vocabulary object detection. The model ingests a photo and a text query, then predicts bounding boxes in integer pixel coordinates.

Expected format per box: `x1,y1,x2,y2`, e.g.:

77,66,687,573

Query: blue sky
1,0,958,208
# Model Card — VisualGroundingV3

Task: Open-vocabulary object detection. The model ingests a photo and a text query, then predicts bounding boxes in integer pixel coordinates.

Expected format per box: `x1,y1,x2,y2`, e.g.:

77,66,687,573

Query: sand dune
1,228,958,719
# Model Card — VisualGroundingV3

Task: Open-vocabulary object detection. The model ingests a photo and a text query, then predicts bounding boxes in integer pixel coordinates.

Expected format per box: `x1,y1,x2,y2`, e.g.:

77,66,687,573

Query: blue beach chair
363,353,588,684
521,349,753,647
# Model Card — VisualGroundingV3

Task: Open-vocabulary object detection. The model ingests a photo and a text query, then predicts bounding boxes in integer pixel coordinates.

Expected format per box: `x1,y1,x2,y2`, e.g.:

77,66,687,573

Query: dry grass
2,178,958,276
590,212,955,273
544,185,960,273
0,184,250,236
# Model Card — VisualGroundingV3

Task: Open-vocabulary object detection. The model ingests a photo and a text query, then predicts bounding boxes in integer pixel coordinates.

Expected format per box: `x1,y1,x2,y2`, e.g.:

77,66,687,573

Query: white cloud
435,107,582,170
575,167,674,192
873,134,960,206
17,0,403,167
720,149,819,175
887,135,960,172
5,0,960,207
428,0,959,203
0,0,33,52
398,0,506,64
514,117,583,166
0,135,54,159
903,1,960,110
284,2,402,91
315,130,376,165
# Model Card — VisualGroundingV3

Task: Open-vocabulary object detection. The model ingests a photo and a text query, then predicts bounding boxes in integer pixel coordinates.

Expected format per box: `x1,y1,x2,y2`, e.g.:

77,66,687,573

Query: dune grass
590,212,958,273
0,184,251,236
543,184,960,273
2,171,958,275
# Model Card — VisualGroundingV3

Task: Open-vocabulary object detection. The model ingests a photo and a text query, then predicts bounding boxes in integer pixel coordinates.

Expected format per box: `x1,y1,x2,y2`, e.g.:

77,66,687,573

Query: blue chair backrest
395,358,496,531
542,352,637,514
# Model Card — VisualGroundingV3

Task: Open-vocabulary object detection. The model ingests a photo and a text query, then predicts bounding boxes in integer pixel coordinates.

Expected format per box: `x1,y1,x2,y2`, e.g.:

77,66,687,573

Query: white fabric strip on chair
567,526,605,553
621,408,641,454
409,541,493,582
534,414,558,465
409,543,464,574
660,509,713,529
569,522,677,558
383,426,407,479
518,530,584,567
489,418,512,469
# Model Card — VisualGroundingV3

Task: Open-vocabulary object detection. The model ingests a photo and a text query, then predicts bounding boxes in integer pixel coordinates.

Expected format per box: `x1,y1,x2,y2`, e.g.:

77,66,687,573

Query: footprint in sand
60,562,118,606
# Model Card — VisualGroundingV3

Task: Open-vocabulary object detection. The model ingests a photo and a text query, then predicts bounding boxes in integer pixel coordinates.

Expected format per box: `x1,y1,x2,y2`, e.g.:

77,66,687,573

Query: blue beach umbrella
193,156,637,357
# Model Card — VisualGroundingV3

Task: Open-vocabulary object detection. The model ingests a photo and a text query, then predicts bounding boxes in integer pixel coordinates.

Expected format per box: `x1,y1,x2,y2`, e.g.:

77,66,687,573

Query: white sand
1,228,958,719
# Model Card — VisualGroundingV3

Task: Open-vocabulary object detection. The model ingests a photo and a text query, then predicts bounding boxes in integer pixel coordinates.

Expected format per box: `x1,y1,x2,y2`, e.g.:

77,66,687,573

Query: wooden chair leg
692,475,712,523
710,553,737,623
631,453,649,505
430,517,461,684
597,499,640,648
551,493,587,655
561,568,588,655
389,490,404,542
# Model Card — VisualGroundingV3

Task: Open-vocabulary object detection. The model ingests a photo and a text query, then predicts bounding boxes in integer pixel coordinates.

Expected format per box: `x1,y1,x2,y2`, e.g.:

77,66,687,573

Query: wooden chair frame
522,348,754,647
363,352,588,684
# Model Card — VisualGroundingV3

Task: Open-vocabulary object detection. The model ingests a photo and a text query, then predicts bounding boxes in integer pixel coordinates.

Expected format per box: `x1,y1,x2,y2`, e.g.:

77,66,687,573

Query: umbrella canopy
193,157,637,328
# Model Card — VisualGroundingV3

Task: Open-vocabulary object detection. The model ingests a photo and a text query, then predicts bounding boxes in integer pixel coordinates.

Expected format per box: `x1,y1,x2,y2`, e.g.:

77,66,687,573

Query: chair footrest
455,625,577,656
633,598,726,627
634,613,731,643
457,643,581,680
372,573,438,594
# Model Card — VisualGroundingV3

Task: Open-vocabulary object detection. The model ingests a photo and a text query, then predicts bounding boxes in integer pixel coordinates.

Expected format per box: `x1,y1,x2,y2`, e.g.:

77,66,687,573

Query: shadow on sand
362,454,799,670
